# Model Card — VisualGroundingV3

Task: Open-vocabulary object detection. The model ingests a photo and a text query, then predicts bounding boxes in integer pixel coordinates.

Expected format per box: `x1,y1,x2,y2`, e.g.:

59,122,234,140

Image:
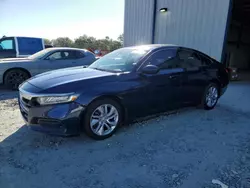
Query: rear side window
85,51,95,57
46,51,75,60
199,53,212,66
178,49,203,70
75,51,85,59
64,51,77,59
178,50,201,61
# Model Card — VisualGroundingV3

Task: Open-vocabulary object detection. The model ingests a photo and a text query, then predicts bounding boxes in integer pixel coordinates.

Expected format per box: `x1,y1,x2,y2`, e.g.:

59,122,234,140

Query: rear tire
4,69,30,90
201,83,219,110
83,98,123,140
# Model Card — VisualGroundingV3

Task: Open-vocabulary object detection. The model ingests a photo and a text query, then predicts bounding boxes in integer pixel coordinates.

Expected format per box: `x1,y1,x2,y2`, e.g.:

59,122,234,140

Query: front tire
4,69,29,90
83,98,123,140
202,83,219,110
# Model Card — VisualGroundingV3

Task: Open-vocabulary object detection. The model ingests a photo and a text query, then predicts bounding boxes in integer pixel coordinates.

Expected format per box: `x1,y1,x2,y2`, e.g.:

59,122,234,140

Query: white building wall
155,0,231,61
124,0,231,61
123,0,154,47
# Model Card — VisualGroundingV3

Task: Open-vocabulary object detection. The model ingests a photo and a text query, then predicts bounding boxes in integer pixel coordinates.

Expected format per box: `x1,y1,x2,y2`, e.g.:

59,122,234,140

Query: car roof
124,44,212,56
124,44,179,51
46,47,88,51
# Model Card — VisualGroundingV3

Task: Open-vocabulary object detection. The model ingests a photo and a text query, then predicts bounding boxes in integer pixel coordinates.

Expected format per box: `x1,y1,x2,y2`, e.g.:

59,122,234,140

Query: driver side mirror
141,64,159,74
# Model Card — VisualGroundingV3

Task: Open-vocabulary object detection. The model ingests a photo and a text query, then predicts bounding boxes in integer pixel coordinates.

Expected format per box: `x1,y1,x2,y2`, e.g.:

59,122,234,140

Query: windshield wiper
90,67,124,73
90,67,109,72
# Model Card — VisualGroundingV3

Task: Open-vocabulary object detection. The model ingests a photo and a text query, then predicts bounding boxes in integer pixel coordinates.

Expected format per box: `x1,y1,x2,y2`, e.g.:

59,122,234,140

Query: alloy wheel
205,86,218,107
6,71,28,89
90,104,119,136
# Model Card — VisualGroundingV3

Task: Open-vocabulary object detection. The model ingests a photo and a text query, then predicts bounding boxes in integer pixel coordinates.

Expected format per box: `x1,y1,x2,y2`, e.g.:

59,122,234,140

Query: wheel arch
79,94,127,132
83,94,127,122
91,95,126,117
3,67,31,83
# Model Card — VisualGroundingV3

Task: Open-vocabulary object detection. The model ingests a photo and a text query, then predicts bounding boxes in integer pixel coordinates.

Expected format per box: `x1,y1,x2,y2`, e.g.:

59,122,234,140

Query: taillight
225,68,230,73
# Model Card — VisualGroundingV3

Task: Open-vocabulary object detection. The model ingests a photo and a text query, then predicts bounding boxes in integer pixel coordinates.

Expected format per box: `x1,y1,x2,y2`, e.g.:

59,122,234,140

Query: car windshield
28,48,51,59
88,47,149,72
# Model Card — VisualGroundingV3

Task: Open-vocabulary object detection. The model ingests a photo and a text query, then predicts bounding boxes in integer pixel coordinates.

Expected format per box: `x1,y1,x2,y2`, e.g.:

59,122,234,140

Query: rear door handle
169,75,179,79
202,70,208,75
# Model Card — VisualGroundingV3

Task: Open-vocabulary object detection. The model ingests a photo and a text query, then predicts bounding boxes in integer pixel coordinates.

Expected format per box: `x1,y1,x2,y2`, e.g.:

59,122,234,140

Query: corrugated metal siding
154,0,230,61
123,0,155,47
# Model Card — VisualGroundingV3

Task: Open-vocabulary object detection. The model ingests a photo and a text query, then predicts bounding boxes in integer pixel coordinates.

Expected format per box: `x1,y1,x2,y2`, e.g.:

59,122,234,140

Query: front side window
28,48,51,59
145,49,178,69
46,51,72,60
178,49,202,70
47,52,62,60
0,39,14,50
89,47,149,72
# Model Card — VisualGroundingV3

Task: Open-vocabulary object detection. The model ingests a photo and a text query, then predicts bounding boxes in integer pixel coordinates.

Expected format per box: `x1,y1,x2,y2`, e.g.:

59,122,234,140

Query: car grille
19,100,29,122
19,92,33,122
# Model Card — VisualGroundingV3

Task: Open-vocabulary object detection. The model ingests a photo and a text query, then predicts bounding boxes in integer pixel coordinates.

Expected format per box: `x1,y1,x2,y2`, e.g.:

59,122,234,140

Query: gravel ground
0,82,250,188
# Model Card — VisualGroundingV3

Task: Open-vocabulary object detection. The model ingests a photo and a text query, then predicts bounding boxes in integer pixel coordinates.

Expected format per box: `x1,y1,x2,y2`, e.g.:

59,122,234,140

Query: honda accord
18,45,229,140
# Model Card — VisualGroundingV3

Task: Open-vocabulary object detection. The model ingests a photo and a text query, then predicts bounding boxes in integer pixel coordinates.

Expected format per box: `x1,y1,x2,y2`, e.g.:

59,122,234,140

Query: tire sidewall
4,69,29,90
83,98,122,140
203,83,219,110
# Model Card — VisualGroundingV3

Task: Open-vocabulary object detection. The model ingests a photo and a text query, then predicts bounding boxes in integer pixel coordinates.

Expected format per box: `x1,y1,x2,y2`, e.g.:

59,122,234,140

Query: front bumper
19,98,85,136
0,72,3,84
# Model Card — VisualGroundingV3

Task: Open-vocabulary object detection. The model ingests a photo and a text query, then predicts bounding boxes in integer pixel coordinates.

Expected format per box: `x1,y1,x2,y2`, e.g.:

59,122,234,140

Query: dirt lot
0,82,250,188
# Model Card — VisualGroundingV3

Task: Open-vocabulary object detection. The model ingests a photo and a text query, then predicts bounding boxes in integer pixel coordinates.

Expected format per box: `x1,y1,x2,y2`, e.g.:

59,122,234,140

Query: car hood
27,67,116,91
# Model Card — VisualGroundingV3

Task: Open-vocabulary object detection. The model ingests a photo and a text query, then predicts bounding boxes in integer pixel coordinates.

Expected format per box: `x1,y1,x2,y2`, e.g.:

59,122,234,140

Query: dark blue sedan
18,44,229,140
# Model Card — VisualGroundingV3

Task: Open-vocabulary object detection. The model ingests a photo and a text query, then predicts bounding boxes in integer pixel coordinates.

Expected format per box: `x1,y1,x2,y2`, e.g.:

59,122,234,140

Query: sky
0,0,124,40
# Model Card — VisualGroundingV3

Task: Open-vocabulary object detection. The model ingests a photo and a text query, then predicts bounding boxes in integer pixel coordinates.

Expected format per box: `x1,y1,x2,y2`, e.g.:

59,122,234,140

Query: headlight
36,95,79,105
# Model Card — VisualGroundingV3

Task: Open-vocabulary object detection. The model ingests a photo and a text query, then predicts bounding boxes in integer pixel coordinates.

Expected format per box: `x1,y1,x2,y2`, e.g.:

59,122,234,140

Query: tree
51,37,73,47
74,35,98,49
117,34,123,44
47,35,122,52
110,40,122,51
43,38,51,45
